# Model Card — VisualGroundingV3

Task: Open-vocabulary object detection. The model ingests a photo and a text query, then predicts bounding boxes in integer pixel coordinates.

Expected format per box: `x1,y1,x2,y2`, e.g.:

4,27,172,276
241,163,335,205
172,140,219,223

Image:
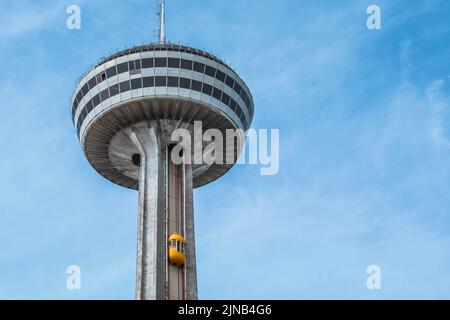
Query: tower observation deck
71,1,254,300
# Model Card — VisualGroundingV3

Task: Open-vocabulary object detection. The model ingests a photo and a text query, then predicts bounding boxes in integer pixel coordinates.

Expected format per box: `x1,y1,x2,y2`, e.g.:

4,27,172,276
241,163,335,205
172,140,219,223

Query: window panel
86,100,94,113
106,66,117,78
240,90,247,102
100,88,110,101
142,58,153,68
225,75,234,88
245,95,251,109
180,59,193,70
143,77,155,87
92,94,101,106
202,83,212,95
81,107,87,120
131,78,142,89
119,80,130,92
233,82,242,95
212,87,222,100
221,92,231,106
205,65,216,77
191,80,202,92
135,59,141,70
155,57,167,67
76,91,83,103
193,62,205,73
240,112,247,125
216,70,226,82
236,106,243,118
88,77,97,90
72,102,77,119
155,76,167,86
109,84,120,96
229,99,238,112
179,77,191,89
96,72,106,83
168,58,180,68
117,62,128,74
81,83,89,96
167,76,179,87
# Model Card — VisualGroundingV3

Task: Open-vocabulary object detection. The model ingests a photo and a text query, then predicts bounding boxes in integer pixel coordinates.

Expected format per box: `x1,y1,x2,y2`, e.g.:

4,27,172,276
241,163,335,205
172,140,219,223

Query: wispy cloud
0,1,66,39
427,78,450,148
1,0,450,299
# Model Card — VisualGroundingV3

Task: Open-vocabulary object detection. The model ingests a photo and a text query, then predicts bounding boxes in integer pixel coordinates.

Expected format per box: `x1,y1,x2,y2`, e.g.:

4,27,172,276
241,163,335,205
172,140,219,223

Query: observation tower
70,1,254,300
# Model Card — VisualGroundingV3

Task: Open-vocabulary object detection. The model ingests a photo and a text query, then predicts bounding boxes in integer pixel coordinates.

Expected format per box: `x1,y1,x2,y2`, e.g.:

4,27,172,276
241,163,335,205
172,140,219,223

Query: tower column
130,123,198,300
132,126,166,300
184,163,198,300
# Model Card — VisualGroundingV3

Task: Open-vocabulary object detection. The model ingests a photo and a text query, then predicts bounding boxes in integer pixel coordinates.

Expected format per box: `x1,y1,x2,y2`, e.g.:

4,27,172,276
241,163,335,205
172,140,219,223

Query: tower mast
158,1,166,44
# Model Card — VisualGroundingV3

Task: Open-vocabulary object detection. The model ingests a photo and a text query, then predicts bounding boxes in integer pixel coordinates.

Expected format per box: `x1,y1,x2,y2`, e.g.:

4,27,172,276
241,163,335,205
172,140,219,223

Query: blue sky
1,0,450,299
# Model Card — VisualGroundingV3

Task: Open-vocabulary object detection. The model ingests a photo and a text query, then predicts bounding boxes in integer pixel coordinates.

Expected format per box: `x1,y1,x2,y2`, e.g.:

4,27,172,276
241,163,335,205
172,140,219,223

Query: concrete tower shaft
130,123,197,299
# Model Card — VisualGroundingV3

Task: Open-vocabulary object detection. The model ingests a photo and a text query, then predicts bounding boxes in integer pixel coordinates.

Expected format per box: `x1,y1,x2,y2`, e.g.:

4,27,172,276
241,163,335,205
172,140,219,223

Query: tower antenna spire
158,1,166,44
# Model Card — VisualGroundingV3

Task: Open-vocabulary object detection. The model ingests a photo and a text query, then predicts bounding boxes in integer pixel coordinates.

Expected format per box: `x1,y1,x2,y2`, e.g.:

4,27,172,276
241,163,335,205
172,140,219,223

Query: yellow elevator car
168,234,186,266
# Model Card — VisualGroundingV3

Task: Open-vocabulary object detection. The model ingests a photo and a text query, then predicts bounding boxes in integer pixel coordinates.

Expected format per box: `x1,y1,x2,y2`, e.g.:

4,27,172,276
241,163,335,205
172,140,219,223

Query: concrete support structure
130,124,197,300
183,162,198,300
